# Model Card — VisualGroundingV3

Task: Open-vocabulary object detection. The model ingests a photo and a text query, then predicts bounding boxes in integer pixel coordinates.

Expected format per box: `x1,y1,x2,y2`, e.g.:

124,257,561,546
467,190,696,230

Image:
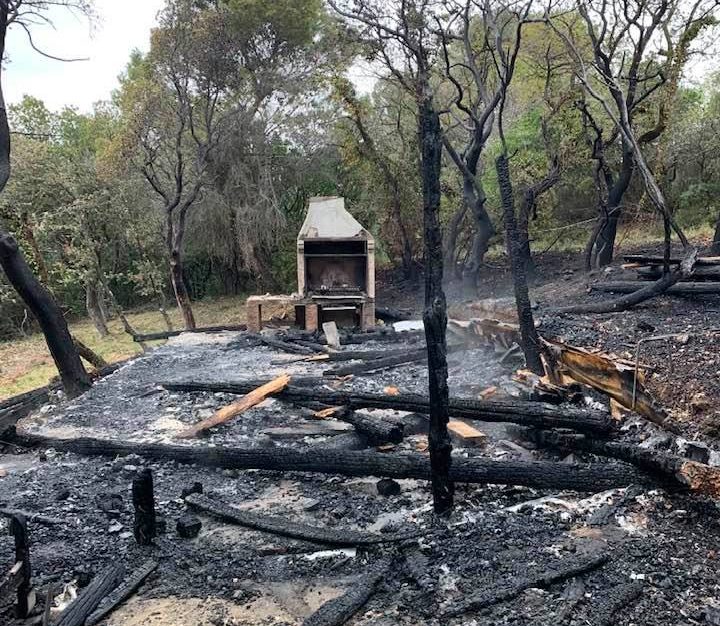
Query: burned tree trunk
496,154,544,375
711,213,720,255
169,248,196,331
86,279,109,338
418,85,453,514
517,158,560,276
0,233,91,398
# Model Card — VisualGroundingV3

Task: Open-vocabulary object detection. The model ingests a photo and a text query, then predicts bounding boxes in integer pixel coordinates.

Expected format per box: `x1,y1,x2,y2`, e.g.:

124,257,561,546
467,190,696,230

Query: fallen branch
16,434,647,492
555,271,683,314
132,325,247,342
186,494,410,546
162,380,615,435
54,564,125,626
72,337,108,370
623,254,720,266
84,560,157,626
303,561,390,626
441,552,608,618
591,280,720,295
176,374,291,438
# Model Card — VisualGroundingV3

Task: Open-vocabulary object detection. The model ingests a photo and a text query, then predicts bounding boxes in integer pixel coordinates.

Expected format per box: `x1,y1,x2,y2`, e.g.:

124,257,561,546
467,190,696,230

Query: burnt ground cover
3,254,720,625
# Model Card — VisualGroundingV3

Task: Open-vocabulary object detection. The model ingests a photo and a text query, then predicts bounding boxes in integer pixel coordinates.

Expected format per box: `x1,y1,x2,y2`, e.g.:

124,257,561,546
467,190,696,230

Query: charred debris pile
3,322,720,625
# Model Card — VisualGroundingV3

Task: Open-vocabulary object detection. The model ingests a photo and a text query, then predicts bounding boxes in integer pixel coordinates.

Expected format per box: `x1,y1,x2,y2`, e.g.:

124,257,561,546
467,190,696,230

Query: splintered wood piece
384,386,400,396
447,421,487,446
479,386,497,399
314,406,344,419
176,374,291,438
542,338,670,429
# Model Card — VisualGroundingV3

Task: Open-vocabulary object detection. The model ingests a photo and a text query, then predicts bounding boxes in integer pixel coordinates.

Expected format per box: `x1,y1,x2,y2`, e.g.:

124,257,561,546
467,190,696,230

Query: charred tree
419,81,454,515
496,154,544,375
85,279,109,338
0,5,91,399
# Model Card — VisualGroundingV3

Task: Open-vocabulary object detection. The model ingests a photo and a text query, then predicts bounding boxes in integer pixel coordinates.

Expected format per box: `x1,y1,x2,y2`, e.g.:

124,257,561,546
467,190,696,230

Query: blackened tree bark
712,213,720,255
86,278,109,337
496,154,544,374
0,3,90,398
419,84,454,515
517,157,560,275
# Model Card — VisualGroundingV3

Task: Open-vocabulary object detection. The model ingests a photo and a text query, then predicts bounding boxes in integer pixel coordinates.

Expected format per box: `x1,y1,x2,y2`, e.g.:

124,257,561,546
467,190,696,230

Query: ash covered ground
3,329,720,625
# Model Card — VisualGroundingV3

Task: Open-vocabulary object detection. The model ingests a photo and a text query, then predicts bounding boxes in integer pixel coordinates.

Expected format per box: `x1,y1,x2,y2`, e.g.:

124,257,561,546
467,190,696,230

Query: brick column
305,303,319,331
246,300,262,332
361,300,376,330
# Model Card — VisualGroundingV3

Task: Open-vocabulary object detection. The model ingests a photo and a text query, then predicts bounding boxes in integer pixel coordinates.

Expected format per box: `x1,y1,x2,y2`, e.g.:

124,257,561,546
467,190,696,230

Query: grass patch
0,295,248,401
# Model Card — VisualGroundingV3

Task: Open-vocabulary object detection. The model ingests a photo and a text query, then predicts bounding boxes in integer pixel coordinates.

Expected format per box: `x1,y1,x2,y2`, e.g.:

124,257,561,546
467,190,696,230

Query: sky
4,0,166,112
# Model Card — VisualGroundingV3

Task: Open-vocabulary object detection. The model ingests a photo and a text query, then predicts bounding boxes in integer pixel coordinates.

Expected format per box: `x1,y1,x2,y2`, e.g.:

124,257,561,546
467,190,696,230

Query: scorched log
522,429,720,497
54,563,125,626
591,281,720,295
161,380,614,435
84,560,158,626
332,409,404,444
16,434,647,491
303,561,390,626
441,552,608,618
186,494,412,546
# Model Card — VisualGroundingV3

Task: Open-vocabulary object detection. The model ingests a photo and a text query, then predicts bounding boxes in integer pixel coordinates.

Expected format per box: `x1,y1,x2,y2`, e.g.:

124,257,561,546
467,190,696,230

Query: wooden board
176,374,291,438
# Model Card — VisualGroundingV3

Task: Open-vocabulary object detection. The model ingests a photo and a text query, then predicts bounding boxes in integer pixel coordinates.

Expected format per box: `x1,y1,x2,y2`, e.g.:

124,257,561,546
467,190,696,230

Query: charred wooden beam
186,494,410,546
591,281,720,295
339,329,424,345
261,336,316,355
375,306,412,322
84,560,158,626
441,552,609,618
132,469,156,546
332,409,404,445
132,325,247,342
303,561,390,626
0,514,30,617
324,348,429,376
16,434,647,492
161,380,614,435
522,429,720,497
54,564,125,626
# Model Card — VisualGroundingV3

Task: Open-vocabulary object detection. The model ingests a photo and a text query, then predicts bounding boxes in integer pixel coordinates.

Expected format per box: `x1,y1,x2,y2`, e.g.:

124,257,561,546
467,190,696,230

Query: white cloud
4,0,165,112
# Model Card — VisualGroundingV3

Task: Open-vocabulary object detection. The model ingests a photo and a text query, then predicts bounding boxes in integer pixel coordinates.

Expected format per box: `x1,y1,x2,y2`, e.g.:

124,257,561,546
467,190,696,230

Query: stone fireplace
297,197,375,330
